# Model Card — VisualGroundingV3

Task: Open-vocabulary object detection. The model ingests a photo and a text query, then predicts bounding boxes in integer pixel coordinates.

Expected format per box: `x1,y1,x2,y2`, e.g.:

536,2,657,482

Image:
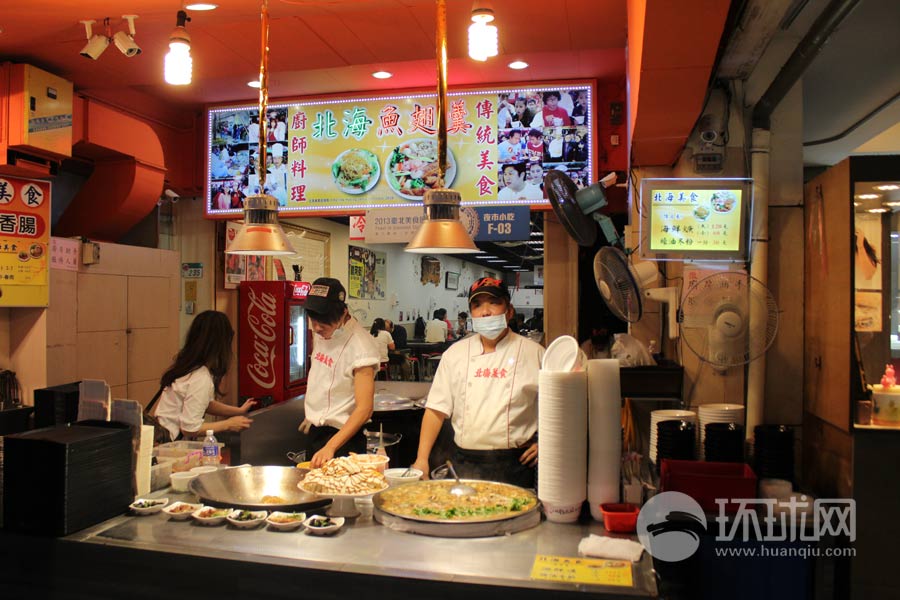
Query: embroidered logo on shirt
474,367,507,378
314,352,334,368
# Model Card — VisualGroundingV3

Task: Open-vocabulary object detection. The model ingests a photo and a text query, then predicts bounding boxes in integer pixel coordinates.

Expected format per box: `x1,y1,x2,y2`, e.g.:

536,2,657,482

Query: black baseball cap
305,277,347,314
468,277,511,303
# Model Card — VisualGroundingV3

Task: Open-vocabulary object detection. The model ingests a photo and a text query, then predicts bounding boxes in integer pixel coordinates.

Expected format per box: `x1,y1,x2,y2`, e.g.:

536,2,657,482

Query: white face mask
472,314,508,340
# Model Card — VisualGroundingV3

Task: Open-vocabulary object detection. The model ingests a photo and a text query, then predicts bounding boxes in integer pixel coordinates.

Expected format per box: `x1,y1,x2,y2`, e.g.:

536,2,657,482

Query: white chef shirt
304,317,380,429
156,366,215,440
425,332,544,450
424,319,448,343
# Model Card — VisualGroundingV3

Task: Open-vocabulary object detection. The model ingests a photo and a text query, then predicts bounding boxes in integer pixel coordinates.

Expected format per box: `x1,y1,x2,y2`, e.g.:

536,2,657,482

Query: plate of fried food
298,456,388,497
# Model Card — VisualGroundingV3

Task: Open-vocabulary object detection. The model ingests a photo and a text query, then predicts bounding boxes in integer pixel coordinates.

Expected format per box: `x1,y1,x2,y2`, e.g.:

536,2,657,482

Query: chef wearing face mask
302,277,380,468
411,277,544,488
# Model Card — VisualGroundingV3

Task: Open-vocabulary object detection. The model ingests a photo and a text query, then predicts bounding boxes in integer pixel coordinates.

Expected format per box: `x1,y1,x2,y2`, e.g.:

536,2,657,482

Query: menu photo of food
385,138,456,201
332,148,380,195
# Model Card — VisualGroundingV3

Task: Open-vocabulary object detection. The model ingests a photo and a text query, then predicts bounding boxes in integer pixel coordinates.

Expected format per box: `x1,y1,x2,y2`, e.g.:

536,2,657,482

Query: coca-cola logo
246,287,278,389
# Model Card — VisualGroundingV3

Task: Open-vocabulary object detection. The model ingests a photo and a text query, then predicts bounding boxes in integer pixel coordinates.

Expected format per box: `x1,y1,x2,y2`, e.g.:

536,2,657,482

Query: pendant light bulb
164,11,192,85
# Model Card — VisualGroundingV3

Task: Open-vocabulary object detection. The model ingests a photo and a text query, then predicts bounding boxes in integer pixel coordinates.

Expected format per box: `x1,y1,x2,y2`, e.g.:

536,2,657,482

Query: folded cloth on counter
578,534,644,562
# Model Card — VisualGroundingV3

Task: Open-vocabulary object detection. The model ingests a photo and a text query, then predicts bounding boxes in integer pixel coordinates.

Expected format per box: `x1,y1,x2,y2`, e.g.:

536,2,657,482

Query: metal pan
188,465,330,512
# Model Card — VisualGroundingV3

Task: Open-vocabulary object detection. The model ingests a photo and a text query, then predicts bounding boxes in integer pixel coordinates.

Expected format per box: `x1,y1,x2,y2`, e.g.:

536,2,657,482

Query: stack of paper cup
649,409,697,464
587,359,621,521
538,369,588,523
698,403,745,460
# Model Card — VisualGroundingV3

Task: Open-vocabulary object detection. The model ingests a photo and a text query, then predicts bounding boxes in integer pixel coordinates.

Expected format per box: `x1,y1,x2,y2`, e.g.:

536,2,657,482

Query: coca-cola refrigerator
238,280,312,404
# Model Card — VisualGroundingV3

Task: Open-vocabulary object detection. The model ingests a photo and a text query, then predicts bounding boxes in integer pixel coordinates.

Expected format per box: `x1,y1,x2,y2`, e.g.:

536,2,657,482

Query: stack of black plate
753,425,794,482
704,422,744,463
656,420,696,471
4,421,133,535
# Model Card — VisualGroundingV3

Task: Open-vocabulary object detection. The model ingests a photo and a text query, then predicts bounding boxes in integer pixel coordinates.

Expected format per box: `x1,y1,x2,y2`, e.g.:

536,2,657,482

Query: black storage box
3,421,132,536
33,382,81,428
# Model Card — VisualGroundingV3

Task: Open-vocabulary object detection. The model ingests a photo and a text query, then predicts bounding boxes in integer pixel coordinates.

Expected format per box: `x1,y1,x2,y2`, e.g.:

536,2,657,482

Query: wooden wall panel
127,327,174,384
77,273,127,333
804,159,851,431
128,276,171,329
76,330,127,387
543,216,579,345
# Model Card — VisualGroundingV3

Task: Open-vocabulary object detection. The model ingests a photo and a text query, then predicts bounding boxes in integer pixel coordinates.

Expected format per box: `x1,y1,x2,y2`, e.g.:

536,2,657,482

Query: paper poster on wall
533,265,544,286
348,245,386,299
0,176,51,307
421,256,441,286
206,81,596,217
854,214,882,290
224,221,246,289
855,290,882,332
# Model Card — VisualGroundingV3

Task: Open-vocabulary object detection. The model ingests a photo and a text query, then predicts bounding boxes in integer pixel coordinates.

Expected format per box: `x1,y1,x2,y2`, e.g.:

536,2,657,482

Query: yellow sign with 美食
0,176,51,307
647,188,743,252
530,554,633,587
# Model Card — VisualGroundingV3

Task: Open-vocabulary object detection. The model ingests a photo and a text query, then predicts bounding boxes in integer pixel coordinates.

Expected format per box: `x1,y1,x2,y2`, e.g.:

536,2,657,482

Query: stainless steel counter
65,490,657,598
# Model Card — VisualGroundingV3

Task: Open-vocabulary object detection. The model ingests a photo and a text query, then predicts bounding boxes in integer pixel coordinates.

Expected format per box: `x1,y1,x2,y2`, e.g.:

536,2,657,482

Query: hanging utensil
445,460,475,496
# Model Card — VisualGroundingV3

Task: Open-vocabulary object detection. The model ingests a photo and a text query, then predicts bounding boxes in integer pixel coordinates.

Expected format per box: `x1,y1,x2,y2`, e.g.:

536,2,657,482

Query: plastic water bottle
202,430,220,466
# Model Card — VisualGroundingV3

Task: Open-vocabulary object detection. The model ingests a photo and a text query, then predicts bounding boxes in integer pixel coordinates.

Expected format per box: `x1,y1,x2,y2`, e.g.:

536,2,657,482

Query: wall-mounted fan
680,271,778,368
544,170,620,246
592,247,679,338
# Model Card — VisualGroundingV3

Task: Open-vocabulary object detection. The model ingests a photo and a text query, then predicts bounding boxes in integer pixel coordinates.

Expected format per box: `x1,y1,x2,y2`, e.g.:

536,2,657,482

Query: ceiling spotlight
164,10,192,85
876,184,900,191
112,15,141,57
867,208,890,213
247,79,261,88
372,71,393,79
80,19,109,60
857,193,881,200
508,60,528,69
185,3,218,9
468,0,498,62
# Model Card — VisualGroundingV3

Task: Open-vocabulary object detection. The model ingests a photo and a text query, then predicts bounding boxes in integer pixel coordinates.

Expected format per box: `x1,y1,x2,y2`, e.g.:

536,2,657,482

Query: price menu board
0,176,50,307
640,178,752,262
206,81,595,217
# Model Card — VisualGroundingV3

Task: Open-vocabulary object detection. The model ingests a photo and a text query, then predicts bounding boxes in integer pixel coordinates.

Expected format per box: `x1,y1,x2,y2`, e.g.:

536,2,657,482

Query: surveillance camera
164,189,179,203
80,34,109,60
113,31,141,57
698,113,723,144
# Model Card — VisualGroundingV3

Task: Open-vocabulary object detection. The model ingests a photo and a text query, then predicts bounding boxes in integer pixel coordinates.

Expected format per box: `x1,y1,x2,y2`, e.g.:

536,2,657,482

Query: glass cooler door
287,302,308,387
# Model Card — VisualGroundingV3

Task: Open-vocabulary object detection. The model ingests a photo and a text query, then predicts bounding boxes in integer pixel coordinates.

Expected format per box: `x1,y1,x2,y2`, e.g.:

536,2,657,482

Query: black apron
451,445,535,490
306,425,366,459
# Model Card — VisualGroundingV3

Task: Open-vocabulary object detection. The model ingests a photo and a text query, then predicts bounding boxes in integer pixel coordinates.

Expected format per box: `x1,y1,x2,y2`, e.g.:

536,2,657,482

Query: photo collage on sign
495,88,590,202
210,108,289,211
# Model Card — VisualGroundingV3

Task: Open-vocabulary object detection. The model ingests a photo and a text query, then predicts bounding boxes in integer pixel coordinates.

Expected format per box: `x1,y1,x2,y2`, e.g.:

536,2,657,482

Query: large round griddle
372,479,541,538
188,466,331,512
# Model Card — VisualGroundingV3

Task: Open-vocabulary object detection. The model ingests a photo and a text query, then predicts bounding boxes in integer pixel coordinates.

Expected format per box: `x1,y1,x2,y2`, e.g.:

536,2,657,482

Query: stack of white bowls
698,403,745,460
649,409,697,464
538,344,588,523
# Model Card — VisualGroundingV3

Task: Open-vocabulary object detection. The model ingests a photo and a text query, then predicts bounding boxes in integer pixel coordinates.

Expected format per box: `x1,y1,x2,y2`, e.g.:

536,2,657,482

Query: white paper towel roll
587,359,621,521
538,370,588,522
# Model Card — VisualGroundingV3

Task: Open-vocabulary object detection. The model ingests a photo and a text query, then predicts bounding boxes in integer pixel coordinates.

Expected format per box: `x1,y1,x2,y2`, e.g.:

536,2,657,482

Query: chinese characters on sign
0,177,51,307
207,84,594,216
530,555,633,587
50,237,79,272
348,245,387,300
647,188,743,252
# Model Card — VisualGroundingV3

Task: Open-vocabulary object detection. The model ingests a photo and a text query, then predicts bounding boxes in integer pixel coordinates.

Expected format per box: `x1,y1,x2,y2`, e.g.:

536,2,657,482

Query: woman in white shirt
303,278,381,467
370,318,395,363
412,278,544,488
155,311,255,442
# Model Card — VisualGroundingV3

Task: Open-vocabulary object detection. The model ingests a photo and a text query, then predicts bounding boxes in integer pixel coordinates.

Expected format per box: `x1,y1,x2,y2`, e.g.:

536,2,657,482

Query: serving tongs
445,460,475,497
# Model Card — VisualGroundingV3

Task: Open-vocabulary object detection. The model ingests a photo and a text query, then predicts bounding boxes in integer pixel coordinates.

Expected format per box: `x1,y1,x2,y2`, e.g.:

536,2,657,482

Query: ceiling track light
468,0,498,61
164,10,192,85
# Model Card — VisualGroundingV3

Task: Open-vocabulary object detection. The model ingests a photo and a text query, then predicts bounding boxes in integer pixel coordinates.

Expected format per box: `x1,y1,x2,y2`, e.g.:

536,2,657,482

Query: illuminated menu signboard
640,178,752,262
206,81,595,218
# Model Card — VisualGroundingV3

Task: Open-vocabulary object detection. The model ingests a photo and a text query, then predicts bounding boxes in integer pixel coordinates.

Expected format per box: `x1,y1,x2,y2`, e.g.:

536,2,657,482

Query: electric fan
544,170,620,246
592,246,679,338
680,271,778,368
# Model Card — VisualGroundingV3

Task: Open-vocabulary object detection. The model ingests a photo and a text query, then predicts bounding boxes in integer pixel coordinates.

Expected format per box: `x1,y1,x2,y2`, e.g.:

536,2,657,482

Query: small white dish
170,471,199,492
129,498,169,515
542,335,582,372
191,505,231,526
162,501,202,521
226,509,267,529
303,514,344,535
266,511,307,531
384,468,423,486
